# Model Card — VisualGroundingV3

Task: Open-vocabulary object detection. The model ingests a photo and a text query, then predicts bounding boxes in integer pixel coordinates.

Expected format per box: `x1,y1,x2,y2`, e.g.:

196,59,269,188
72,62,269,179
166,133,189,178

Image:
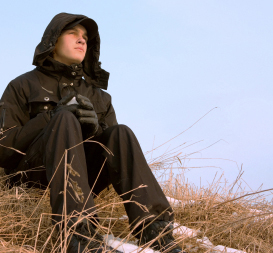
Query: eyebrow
68,27,88,39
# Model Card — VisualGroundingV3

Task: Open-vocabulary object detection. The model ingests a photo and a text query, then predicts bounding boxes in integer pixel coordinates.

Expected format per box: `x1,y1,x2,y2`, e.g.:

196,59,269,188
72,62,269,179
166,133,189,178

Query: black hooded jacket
0,13,118,172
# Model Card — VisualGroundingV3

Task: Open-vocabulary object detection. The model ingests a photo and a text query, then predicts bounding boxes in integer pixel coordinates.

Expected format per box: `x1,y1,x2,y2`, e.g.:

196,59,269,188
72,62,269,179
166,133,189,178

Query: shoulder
92,86,112,102
86,86,113,114
93,87,111,99
2,68,51,104
8,68,40,89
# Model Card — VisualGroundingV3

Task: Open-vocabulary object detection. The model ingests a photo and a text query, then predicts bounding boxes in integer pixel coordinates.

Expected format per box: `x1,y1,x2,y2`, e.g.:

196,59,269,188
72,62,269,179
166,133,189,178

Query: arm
102,103,117,128
0,82,50,172
95,94,118,136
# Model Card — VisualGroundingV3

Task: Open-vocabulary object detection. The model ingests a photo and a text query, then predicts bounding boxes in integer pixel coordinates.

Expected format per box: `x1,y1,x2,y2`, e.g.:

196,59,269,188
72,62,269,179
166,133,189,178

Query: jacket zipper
0,108,6,136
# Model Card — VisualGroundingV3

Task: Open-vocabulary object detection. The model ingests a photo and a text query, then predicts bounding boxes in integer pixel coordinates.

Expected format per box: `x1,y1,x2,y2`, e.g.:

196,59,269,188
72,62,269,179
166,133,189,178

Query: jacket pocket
28,93,59,117
29,101,56,119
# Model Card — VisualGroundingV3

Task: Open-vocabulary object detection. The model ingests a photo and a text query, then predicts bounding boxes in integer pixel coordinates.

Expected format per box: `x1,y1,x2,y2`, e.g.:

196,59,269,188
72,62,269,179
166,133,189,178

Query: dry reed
0,143,272,252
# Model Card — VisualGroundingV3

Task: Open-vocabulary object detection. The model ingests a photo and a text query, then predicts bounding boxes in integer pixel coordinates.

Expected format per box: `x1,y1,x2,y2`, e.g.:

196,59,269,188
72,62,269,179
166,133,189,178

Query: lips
75,47,84,52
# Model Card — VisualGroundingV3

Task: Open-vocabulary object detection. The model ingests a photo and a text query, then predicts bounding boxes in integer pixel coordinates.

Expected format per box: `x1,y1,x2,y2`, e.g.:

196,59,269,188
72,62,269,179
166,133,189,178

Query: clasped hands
50,92,99,136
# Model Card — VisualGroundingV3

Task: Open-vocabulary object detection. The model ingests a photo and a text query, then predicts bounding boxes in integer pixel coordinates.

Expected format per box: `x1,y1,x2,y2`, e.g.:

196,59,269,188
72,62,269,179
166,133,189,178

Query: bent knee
104,124,137,140
52,110,81,127
111,124,133,133
53,110,77,120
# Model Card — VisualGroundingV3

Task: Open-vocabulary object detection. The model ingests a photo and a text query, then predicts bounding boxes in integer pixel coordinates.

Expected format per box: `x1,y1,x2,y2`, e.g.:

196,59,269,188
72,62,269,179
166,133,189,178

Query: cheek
56,37,72,54
83,46,87,57
54,41,65,56
60,43,73,58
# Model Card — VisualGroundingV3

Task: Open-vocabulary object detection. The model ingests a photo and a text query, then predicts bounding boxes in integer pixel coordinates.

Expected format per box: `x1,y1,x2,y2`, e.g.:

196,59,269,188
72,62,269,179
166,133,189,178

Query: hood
33,12,109,90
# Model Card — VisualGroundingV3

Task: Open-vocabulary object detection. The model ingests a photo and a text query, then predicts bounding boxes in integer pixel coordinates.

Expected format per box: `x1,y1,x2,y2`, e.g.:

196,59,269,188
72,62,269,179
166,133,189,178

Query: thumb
58,91,76,105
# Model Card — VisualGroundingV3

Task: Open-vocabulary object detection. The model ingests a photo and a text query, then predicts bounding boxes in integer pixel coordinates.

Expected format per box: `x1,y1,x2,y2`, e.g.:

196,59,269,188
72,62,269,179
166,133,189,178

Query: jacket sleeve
0,82,50,172
103,102,118,128
94,93,118,136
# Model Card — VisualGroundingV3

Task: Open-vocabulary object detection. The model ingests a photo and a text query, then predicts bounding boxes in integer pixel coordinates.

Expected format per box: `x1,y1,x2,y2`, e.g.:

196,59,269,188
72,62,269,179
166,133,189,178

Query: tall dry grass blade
146,107,217,154
63,149,68,252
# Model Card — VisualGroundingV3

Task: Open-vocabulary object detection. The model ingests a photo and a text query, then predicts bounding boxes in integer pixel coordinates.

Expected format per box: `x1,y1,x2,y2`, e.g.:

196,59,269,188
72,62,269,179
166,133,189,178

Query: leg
16,110,96,223
85,124,173,227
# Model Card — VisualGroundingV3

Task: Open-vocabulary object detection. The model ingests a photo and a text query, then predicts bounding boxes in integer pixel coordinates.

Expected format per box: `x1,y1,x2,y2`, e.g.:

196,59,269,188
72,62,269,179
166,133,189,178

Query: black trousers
15,110,173,226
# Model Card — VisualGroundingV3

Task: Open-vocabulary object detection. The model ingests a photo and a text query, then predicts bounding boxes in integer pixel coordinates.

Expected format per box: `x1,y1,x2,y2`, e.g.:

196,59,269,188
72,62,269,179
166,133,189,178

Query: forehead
64,24,88,36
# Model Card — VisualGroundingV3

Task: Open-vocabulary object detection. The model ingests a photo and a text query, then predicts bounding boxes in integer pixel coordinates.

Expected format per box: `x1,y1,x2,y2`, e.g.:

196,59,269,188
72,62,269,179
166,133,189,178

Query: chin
71,59,83,65
77,57,85,63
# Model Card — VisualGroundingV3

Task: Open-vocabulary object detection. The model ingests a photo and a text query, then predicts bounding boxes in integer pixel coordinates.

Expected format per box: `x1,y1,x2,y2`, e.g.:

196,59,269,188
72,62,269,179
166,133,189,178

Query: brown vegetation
0,144,272,252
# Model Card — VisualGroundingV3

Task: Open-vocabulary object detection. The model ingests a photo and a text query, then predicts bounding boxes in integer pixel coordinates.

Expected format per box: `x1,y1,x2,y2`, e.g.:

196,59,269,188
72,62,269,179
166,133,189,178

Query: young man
0,13,184,252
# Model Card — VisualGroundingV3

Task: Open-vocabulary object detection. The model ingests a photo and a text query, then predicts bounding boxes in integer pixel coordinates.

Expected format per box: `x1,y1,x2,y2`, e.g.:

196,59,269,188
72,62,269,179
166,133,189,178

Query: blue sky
1,1,273,197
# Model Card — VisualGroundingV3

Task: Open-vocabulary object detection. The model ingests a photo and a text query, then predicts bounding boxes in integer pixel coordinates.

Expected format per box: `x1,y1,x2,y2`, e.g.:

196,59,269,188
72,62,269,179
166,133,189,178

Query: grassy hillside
0,161,272,253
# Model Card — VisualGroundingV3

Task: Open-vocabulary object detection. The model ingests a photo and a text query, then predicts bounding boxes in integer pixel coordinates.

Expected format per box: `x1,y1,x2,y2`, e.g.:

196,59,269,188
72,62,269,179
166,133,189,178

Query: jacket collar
38,57,83,83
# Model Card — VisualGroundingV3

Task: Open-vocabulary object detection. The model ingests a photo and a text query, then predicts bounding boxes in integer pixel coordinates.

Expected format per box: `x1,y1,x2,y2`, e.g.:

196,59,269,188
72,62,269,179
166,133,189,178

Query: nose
77,36,86,45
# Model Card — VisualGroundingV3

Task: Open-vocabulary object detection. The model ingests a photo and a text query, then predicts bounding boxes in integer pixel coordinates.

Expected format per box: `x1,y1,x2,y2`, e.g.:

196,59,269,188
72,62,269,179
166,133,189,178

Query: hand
50,92,79,118
76,94,99,136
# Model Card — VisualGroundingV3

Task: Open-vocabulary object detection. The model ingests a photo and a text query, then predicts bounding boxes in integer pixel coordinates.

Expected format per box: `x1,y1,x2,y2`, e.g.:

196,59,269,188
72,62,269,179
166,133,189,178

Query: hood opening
33,12,109,90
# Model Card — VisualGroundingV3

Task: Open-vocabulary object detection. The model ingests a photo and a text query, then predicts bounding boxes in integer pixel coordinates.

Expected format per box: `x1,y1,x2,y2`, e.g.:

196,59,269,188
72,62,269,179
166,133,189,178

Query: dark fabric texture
0,66,117,172
12,112,173,224
67,220,122,253
137,221,183,252
86,124,173,226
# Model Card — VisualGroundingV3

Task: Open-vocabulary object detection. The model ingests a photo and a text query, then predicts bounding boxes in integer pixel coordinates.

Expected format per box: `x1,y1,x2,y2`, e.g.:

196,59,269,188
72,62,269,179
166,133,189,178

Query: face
53,24,88,66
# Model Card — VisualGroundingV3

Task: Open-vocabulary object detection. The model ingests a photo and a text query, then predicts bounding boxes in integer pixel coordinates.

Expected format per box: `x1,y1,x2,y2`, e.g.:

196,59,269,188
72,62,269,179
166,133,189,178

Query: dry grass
0,147,273,252
162,175,273,252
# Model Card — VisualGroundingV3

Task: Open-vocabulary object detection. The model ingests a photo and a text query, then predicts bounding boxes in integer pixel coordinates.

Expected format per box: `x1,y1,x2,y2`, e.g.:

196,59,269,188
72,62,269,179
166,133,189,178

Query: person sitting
0,12,185,253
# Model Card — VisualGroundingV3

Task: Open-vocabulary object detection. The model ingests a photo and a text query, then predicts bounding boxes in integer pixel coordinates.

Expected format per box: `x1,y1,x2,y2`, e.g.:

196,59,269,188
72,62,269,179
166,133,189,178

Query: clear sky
0,1,272,197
